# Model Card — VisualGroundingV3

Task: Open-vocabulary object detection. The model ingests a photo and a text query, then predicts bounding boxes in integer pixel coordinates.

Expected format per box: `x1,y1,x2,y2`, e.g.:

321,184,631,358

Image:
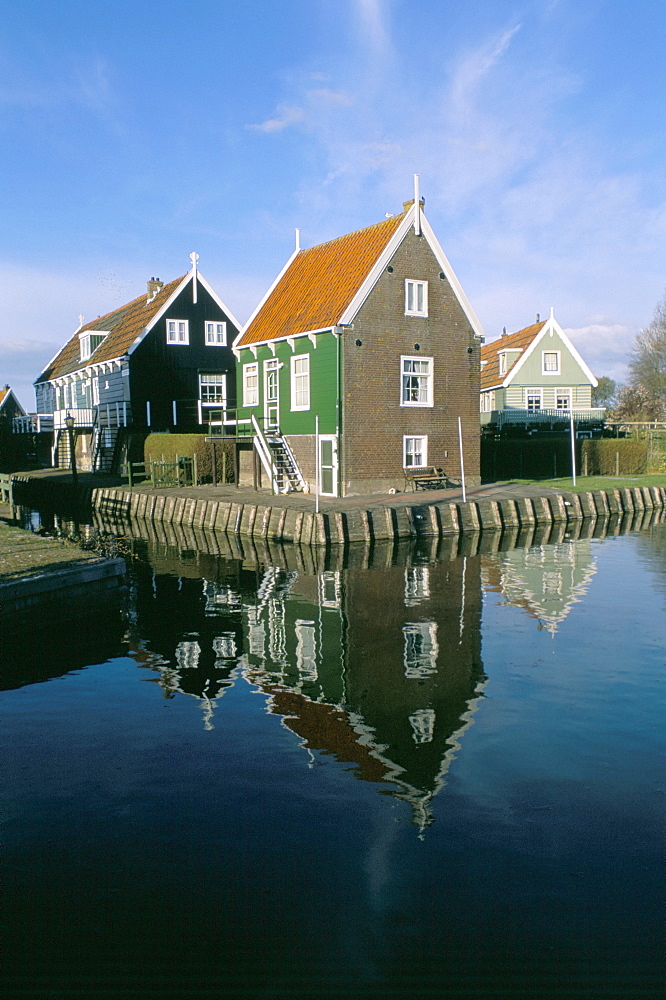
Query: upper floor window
167,319,190,344
79,331,107,361
290,354,310,410
205,321,227,346
542,350,560,374
242,362,259,407
401,356,433,406
405,279,428,317
166,319,189,344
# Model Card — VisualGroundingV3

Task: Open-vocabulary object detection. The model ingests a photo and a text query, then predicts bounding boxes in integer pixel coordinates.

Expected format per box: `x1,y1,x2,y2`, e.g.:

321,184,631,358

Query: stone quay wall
88,484,666,547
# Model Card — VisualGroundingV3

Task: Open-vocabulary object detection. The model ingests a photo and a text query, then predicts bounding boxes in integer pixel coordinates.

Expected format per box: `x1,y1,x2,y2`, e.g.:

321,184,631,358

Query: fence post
128,462,134,488
615,451,619,477
193,453,198,486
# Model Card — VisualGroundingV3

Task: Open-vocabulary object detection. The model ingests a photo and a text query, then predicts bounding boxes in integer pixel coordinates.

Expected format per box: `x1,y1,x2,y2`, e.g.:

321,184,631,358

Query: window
199,373,226,405
205,321,227,346
409,708,436,744
401,356,433,406
499,352,507,374
79,331,107,361
403,622,439,678
542,350,560,374
166,319,189,344
556,390,571,411
295,620,317,681
290,354,310,410
243,362,259,406
403,435,427,468
526,389,542,411
405,279,428,316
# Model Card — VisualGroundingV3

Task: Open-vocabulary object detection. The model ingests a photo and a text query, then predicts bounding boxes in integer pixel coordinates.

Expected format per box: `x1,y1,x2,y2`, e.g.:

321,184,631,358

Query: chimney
147,277,164,301
536,312,540,323
501,327,507,337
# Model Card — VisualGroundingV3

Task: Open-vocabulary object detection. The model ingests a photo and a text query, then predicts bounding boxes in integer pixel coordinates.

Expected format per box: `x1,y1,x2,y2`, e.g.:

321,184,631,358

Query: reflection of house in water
482,538,598,635
124,554,248,730
241,556,486,828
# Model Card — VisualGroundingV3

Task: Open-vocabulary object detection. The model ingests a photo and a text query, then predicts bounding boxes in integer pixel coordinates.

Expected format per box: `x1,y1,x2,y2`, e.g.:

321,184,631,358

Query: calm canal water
2,513,664,999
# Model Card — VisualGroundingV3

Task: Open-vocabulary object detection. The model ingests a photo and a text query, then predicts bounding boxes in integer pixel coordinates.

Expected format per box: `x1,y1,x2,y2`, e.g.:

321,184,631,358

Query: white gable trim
233,246,301,349
339,208,486,340
126,272,191,355
502,315,598,388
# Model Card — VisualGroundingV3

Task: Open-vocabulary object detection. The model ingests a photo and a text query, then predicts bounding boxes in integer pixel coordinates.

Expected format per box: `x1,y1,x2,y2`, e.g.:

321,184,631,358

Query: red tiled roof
480,321,545,390
237,211,407,346
0,387,8,405
35,276,186,383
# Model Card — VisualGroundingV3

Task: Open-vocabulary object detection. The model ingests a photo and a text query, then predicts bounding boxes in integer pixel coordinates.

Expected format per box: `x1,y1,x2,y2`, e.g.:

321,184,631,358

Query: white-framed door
264,358,280,430
318,435,338,497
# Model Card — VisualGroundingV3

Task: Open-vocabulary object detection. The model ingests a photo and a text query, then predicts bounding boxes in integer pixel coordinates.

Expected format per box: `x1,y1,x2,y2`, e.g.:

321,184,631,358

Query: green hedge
144,434,235,483
580,439,648,475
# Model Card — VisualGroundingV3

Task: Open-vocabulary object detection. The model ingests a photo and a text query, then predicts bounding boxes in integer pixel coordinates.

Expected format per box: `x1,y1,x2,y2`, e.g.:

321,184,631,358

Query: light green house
480,310,604,432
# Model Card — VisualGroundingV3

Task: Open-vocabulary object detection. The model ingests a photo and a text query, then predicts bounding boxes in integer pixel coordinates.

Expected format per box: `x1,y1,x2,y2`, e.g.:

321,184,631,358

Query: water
2,515,664,999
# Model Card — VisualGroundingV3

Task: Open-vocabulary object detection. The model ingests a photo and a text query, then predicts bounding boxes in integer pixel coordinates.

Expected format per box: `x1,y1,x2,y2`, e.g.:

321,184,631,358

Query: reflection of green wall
247,558,485,800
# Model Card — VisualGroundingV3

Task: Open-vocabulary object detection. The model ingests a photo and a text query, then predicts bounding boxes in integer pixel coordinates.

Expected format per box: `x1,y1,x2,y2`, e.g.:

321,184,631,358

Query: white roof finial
414,173,421,236
295,228,301,252
550,305,554,321
190,252,199,304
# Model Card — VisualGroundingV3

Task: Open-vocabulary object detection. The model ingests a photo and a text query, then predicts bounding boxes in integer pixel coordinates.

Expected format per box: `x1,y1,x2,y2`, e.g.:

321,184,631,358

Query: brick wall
341,230,481,494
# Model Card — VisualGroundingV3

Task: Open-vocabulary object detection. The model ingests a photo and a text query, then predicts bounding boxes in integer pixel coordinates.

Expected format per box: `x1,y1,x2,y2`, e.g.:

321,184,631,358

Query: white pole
570,413,577,486
458,416,466,503
315,413,320,515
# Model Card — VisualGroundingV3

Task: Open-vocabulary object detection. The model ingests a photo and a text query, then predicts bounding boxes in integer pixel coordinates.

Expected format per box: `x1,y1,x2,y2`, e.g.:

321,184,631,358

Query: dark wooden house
32,256,239,471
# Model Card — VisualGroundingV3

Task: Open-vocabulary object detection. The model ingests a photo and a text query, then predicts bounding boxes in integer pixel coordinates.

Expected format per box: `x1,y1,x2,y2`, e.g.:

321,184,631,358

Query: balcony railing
13,413,54,434
481,407,606,428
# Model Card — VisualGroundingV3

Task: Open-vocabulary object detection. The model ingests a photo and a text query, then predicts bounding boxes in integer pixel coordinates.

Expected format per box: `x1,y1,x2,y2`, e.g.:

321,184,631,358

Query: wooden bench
403,467,461,492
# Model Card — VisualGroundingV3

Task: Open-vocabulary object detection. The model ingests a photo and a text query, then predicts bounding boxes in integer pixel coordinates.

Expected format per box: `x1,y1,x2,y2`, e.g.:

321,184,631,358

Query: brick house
32,256,239,471
480,310,603,433
232,187,484,496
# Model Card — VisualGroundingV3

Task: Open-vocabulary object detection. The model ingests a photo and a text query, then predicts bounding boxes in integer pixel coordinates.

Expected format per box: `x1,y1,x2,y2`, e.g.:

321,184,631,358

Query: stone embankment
86,483,666,546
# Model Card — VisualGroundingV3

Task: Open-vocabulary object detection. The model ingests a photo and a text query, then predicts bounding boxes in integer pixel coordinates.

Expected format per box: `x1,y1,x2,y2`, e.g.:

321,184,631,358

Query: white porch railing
481,407,606,428
51,403,130,430
13,413,54,434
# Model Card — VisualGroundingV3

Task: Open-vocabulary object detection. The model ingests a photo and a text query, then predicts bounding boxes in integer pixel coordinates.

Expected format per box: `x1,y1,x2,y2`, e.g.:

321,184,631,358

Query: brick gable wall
340,230,480,494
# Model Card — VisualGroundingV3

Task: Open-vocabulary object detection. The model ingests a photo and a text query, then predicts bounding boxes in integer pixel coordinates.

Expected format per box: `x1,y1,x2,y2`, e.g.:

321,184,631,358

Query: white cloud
246,103,305,133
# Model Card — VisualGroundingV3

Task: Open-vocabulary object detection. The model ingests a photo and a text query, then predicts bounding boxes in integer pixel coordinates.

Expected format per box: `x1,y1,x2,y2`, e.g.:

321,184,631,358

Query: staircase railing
251,414,281,493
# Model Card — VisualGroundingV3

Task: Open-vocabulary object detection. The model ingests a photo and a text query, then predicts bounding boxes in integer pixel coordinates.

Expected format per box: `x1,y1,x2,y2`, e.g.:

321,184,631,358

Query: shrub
580,439,648,475
144,433,235,483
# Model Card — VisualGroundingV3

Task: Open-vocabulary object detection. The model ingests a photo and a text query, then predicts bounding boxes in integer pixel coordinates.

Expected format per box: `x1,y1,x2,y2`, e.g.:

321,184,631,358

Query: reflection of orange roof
480,321,545,390
36,276,186,383
237,212,407,346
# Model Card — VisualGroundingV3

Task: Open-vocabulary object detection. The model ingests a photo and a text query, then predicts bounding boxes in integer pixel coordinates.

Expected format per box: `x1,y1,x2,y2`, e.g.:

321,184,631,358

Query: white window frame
405,279,428,317
290,354,310,411
166,319,189,345
403,622,439,678
403,435,428,468
556,388,572,411
542,350,560,375
242,362,259,407
199,373,226,406
205,321,227,346
401,355,433,407
526,388,542,411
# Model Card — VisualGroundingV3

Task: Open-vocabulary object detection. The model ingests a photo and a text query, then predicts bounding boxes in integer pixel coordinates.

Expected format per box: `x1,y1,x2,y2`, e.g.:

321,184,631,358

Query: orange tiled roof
35,276,186,383
480,321,545,390
237,211,407,346
0,387,8,405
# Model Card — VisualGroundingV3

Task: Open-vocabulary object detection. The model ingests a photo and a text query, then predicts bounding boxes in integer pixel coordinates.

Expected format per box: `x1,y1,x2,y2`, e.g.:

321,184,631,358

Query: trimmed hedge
144,433,235,483
580,439,648,475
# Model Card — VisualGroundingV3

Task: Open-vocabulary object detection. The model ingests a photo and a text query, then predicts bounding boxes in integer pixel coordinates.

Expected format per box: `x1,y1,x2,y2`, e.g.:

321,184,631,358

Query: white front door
264,359,279,430
318,435,338,497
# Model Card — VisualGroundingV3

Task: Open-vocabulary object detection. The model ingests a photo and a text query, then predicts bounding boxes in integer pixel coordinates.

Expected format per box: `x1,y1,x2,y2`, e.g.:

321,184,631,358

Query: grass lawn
504,474,666,493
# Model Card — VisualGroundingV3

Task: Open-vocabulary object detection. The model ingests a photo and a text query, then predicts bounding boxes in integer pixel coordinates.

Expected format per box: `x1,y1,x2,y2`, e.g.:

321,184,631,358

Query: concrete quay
86,479,666,546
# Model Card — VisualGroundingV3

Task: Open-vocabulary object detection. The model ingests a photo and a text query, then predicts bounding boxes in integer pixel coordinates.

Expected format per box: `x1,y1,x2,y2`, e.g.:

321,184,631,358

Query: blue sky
1,0,665,409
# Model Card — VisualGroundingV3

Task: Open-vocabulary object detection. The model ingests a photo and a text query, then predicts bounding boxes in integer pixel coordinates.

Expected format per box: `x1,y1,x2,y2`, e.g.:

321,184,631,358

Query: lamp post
64,413,78,487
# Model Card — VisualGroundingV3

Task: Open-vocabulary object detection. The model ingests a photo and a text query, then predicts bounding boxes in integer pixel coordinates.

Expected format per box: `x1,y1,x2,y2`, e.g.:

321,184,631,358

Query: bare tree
591,375,618,409
628,295,666,419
